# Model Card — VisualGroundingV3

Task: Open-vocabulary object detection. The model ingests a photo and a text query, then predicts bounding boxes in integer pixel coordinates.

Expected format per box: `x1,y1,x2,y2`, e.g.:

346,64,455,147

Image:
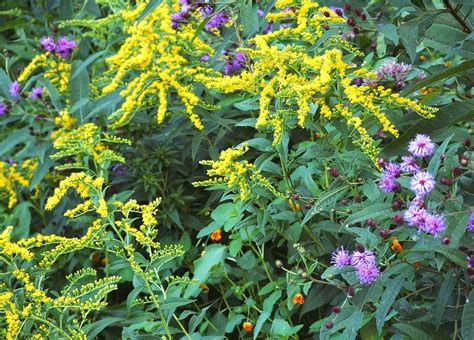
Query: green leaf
271,319,303,337
378,24,399,45
392,323,431,340
402,59,474,96
344,203,393,226
427,134,453,178
254,290,282,339
375,272,408,333
461,290,474,339
69,60,90,119
431,269,458,328
136,0,164,23
239,0,259,36
12,202,31,239
0,128,30,157
83,317,123,338
192,244,226,283
399,21,419,62
383,99,474,156
342,311,365,340
361,179,380,201
211,202,243,232
70,50,107,80
445,212,471,247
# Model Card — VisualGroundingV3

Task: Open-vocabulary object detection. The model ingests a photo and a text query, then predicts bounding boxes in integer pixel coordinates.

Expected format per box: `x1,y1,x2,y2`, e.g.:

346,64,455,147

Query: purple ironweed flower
257,8,265,17
408,134,435,158
263,23,273,34
223,52,246,75
424,214,445,237
375,61,412,89
205,11,230,30
200,5,214,17
467,212,474,232
353,78,363,86
200,54,210,62
331,247,351,268
384,162,401,177
356,262,380,285
468,256,474,268
378,173,397,193
404,204,428,227
178,0,189,4
30,86,43,100
111,163,128,176
55,37,76,58
0,102,7,116
351,250,376,269
40,36,56,52
400,155,420,173
410,171,435,197
9,81,21,98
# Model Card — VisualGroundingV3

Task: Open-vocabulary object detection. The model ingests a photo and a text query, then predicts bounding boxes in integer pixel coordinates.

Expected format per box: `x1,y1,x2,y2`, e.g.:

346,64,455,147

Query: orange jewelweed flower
242,321,253,332
420,87,428,95
390,236,403,252
293,293,304,305
210,228,222,241
288,199,301,212
199,283,209,293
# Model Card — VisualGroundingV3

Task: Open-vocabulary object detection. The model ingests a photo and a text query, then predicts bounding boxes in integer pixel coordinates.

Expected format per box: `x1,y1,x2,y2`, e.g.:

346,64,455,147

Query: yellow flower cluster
0,227,34,260
193,145,282,201
51,109,77,141
0,162,30,208
102,0,213,129
44,172,104,211
18,52,71,94
52,123,130,169
196,2,437,161
39,219,104,268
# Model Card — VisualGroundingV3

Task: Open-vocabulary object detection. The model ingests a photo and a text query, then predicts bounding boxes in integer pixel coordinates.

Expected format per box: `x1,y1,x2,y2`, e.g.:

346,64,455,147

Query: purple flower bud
0,102,8,116
9,81,21,98
329,167,339,178
257,8,264,17
30,86,43,100
40,36,56,52
200,54,210,61
55,37,76,58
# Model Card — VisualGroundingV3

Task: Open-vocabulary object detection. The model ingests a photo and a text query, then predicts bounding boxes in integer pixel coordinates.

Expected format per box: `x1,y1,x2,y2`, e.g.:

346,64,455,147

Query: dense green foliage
0,0,473,339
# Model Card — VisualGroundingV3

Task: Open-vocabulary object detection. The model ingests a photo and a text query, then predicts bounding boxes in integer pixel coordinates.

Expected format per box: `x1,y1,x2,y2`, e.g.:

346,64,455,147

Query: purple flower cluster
378,162,400,193
40,36,76,58
377,134,447,237
408,134,435,158
111,163,129,176
30,86,43,100
467,212,474,232
0,102,8,116
223,51,246,75
331,247,380,285
9,81,21,98
171,1,230,32
363,61,425,90
205,12,231,31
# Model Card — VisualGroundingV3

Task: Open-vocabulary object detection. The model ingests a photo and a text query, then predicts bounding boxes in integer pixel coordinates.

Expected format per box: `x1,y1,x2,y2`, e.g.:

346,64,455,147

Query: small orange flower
210,228,222,241
414,261,422,268
420,87,428,95
293,293,304,305
390,236,403,252
314,132,321,139
288,199,301,212
242,321,253,332
199,283,209,293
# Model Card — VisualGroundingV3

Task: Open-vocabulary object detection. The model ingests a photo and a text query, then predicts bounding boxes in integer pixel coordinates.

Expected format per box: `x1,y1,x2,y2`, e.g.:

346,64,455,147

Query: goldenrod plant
0,0,473,338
